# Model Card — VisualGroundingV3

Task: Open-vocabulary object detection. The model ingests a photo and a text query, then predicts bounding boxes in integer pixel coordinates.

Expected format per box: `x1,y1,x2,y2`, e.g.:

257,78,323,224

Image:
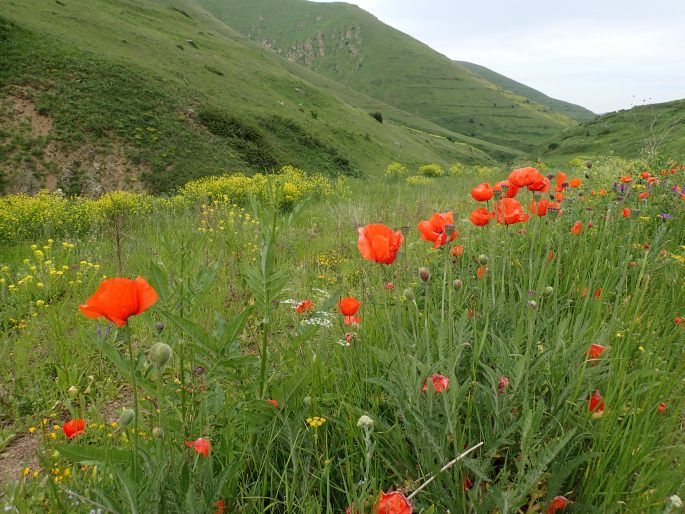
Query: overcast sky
312,0,685,113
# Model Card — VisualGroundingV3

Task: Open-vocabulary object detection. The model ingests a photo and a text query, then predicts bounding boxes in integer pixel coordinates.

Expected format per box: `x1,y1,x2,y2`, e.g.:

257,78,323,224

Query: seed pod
543,286,554,297
478,254,489,266
403,288,415,301
152,427,164,439
527,300,538,310
453,279,463,291
67,386,79,398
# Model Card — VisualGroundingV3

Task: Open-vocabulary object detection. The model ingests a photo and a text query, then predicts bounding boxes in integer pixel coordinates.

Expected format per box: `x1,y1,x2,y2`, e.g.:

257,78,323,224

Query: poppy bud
453,279,463,290
403,288,415,300
118,408,135,428
478,254,489,266
527,300,538,310
543,286,554,297
68,386,79,398
400,225,410,236
585,172,590,179
419,267,431,282
155,322,165,333
152,426,164,439
303,396,312,407
444,223,456,238
149,342,172,369
585,160,593,169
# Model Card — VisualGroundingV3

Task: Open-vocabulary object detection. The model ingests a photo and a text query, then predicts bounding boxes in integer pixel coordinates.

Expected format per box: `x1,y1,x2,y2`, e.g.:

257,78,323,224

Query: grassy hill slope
456,61,595,122
537,99,685,162
0,0,493,194
199,0,580,152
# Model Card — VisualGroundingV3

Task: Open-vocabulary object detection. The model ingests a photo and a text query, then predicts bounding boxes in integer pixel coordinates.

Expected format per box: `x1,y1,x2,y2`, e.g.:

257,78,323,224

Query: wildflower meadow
0,158,684,513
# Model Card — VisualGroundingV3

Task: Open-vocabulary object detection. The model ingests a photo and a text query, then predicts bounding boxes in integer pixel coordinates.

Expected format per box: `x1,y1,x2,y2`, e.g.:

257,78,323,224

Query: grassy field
537,99,685,165
197,0,584,153
0,0,496,195
0,158,683,513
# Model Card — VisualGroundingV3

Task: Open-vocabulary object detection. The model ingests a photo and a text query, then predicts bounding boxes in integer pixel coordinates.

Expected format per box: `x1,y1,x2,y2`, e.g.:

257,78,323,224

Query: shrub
448,163,465,176
418,163,444,177
406,175,433,186
385,162,408,180
369,111,383,123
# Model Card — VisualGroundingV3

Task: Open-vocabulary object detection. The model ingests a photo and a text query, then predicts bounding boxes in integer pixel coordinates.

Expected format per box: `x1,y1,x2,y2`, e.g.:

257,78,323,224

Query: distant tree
369,111,383,123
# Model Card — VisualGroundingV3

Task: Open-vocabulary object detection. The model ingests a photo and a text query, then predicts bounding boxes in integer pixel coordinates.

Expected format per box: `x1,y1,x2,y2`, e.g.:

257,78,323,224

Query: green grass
0,161,683,512
199,0,585,153
538,99,685,164
456,61,596,122
0,0,492,194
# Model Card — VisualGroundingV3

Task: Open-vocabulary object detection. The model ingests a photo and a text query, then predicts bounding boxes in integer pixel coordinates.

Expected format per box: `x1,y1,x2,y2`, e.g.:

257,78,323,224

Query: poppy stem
124,325,139,484
406,441,484,500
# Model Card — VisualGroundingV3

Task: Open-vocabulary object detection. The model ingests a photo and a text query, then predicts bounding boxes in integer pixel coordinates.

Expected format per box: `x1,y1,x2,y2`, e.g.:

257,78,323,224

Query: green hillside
0,0,494,194
199,0,581,152
456,61,595,122
537,99,685,162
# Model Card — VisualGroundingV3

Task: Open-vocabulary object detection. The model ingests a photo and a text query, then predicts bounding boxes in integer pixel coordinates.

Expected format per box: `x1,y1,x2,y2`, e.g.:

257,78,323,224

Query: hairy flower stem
124,325,139,485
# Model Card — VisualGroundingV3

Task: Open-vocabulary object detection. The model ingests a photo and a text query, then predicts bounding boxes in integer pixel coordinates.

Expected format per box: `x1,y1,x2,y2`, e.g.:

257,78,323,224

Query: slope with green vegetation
0,0,492,194
199,0,584,152
456,61,595,122
537,99,685,163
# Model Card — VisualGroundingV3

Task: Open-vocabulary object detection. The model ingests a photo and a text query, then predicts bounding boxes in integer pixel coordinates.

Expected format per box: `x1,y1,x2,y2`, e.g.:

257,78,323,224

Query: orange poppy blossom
476,265,487,279
658,402,667,414
266,399,280,409
548,495,571,513
641,171,651,179
587,343,607,362
469,207,492,226
570,221,582,235
422,373,449,393
62,418,86,439
528,172,551,193
568,178,582,188
471,182,494,201
554,172,567,192
452,245,464,257
589,390,605,415
296,300,314,314
528,198,549,217
638,191,650,200
185,437,211,457
508,166,539,188
80,276,158,327
417,211,457,248
338,296,362,325
620,175,632,183
493,180,519,198
374,491,413,514
357,224,404,265
494,198,530,225
622,208,631,218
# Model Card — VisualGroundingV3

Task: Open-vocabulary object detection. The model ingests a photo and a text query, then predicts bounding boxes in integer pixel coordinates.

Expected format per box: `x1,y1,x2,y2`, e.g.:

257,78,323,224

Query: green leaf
54,444,132,466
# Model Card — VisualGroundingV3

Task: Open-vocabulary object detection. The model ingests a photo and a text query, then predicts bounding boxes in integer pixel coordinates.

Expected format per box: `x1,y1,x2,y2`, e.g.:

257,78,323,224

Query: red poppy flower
641,171,651,179
620,175,632,183
528,198,549,217
185,437,211,457
498,376,509,394
266,399,279,409
554,172,567,193
452,245,464,257
528,173,551,192
638,192,650,200
418,212,457,248
338,297,361,325
80,277,158,328
568,178,582,188
675,317,685,325
494,198,530,225
508,167,539,188
594,287,602,298
493,180,519,198
422,373,449,393
385,282,395,290
469,207,492,226
589,390,605,415
476,265,487,279
623,208,630,218
62,418,86,439
214,500,225,514
587,343,606,361
548,495,571,513
570,222,582,235
658,402,667,414
547,249,555,262
471,182,494,202
374,491,413,514
463,476,474,491
357,224,404,265
296,300,314,314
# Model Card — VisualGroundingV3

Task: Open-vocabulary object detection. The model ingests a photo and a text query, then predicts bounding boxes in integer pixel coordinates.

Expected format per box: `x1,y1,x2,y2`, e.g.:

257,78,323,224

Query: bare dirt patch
0,434,39,486
10,94,53,137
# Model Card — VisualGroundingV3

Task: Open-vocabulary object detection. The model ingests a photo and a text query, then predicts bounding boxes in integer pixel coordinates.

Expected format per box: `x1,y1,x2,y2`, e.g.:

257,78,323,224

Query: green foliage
418,163,445,177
